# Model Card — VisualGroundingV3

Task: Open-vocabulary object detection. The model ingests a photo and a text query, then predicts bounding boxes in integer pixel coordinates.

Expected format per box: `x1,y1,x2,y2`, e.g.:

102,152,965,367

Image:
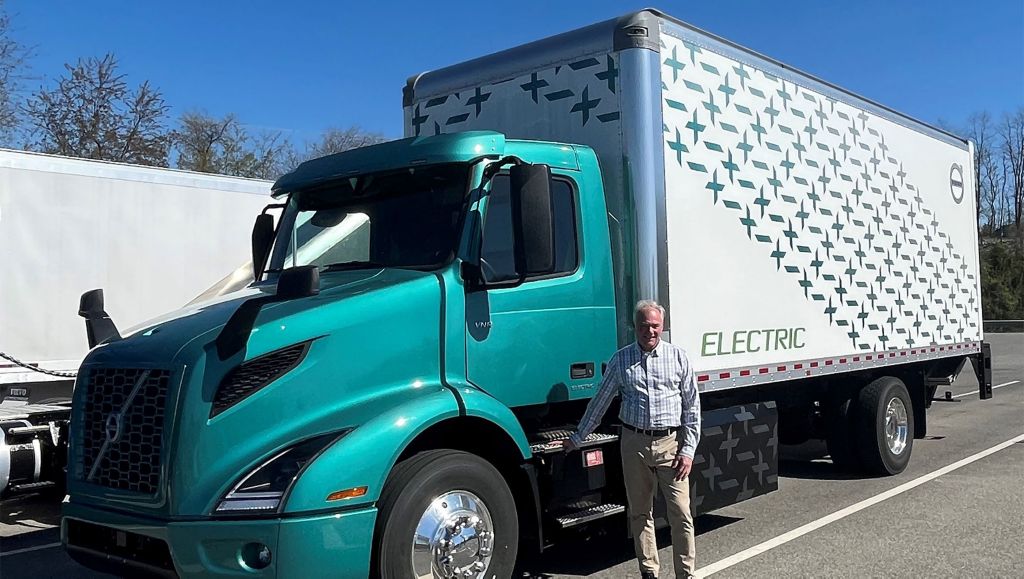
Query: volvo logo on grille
104,413,123,443
950,163,965,204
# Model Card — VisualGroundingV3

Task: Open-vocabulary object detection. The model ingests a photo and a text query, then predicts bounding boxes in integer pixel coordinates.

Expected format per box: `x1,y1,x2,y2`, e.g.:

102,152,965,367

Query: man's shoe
640,572,657,579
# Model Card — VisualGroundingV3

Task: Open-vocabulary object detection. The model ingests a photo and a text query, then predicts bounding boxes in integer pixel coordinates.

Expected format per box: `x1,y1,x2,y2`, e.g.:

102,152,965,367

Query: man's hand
671,454,693,481
554,438,580,453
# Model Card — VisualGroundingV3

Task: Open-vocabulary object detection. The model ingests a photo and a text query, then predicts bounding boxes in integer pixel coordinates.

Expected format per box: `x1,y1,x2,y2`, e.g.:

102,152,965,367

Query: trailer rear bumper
62,501,376,578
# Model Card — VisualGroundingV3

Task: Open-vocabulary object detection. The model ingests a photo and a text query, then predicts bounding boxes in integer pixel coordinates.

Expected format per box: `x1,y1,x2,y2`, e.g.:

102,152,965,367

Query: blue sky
9,1,1022,142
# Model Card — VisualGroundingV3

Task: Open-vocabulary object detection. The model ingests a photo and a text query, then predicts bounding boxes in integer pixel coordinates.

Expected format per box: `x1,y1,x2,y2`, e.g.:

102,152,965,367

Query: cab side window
481,175,578,283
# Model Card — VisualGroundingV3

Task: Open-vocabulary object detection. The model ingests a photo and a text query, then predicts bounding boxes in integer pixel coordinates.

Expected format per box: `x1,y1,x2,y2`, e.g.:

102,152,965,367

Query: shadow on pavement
1,494,62,533
514,513,742,577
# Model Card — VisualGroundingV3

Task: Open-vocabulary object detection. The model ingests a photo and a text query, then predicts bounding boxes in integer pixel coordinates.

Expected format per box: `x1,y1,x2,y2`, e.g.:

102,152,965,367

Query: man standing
556,300,701,579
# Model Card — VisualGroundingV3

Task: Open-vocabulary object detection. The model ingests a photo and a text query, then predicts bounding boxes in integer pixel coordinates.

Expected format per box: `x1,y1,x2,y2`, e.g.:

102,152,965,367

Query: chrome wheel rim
411,490,494,579
885,397,909,455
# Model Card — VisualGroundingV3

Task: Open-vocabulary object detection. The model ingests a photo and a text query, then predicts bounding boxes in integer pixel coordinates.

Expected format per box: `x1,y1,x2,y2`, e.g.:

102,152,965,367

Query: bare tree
282,126,387,172
0,1,31,144
23,54,170,165
965,112,1010,235
1003,109,1024,236
174,111,292,179
306,126,386,158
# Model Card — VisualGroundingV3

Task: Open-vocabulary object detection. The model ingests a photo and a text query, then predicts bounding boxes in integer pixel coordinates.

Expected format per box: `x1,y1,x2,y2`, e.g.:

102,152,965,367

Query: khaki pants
621,427,696,578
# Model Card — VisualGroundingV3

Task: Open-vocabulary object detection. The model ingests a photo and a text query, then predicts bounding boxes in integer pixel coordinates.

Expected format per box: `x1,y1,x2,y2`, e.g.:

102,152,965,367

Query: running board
555,503,626,528
529,431,618,455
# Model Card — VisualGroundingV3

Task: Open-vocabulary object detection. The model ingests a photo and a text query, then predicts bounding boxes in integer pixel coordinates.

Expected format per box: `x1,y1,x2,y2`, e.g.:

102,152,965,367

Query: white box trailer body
0,150,272,392
404,10,983,391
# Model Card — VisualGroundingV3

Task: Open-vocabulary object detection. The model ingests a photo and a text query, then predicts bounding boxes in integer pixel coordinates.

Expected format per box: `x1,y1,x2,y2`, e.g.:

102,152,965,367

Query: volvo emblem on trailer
950,163,965,204
104,413,123,444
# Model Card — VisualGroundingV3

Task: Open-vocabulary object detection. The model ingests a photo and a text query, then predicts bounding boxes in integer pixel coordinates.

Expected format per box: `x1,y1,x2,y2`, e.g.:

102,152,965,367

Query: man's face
635,308,663,352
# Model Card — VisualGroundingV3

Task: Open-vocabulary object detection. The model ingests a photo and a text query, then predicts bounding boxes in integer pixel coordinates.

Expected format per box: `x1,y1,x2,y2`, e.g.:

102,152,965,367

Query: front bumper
62,501,377,578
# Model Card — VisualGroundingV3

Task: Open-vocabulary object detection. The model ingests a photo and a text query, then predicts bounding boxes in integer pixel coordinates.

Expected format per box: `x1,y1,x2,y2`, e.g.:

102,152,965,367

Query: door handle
570,362,595,380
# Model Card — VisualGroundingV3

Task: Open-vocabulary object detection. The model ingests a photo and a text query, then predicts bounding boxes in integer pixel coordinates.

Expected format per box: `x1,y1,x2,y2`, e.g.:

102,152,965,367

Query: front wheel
374,449,519,579
855,377,914,475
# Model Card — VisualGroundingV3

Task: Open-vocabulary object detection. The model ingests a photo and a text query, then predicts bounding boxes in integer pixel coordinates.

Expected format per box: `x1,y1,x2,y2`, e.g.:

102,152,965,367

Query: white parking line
0,542,62,557
950,380,1020,399
696,432,1024,577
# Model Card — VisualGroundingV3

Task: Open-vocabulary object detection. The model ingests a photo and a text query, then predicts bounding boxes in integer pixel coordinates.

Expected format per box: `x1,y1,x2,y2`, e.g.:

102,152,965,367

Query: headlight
214,430,347,515
211,340,313,418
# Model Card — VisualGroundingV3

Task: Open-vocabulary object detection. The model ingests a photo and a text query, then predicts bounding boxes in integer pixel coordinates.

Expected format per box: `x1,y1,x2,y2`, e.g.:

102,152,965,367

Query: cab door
464,170,616,408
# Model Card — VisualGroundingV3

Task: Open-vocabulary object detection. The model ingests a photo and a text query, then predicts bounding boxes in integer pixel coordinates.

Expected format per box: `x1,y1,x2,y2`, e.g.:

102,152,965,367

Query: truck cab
62,132,643,578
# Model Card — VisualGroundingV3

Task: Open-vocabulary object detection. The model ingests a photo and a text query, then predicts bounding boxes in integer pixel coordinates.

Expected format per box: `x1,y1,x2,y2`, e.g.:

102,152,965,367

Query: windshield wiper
323,260,390,272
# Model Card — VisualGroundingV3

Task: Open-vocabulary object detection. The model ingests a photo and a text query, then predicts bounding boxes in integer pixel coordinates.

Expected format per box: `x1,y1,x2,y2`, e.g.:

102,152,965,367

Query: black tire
825,396,861,470
373,449,519,579
855,377,914,475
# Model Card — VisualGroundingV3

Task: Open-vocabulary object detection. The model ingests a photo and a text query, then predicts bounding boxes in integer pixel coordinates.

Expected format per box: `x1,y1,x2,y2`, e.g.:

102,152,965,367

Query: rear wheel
374,449,519,579
855,377,914,475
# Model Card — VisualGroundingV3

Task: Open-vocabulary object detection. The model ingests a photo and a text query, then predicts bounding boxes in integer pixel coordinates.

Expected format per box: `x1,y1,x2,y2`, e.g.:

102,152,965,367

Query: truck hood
71,267,448,515
82,268,399,368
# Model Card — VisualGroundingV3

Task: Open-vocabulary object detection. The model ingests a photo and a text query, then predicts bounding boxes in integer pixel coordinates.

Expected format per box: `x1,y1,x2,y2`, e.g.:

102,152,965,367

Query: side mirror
215,265,319,361
78,288,105,317
277,265,320,299
252,213,276,282
509,163,555,279
78,289,121,348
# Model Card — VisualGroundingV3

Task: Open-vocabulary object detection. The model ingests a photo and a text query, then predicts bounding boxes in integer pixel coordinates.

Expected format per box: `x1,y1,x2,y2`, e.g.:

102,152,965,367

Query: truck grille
74,368,171,494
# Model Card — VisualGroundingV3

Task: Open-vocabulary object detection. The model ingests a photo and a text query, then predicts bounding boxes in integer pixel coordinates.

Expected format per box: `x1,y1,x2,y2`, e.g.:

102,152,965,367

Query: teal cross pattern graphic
411,53,622,136
661,35,978,350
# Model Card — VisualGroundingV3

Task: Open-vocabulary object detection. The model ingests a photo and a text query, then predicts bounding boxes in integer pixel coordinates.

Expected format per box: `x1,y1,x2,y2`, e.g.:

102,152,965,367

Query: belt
621,423,677,437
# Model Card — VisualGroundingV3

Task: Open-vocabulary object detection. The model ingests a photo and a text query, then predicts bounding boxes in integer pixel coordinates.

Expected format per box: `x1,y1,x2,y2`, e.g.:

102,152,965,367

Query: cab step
7,480,56,493
529,431,618,455
555,503,626,528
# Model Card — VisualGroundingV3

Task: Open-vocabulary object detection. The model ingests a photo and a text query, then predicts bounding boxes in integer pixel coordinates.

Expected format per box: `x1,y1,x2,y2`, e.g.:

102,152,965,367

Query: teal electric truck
62,9,990,578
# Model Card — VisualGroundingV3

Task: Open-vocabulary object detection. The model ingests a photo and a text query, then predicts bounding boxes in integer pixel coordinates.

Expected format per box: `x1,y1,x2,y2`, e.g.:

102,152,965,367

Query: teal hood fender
282,387,460,512
282,379,534,513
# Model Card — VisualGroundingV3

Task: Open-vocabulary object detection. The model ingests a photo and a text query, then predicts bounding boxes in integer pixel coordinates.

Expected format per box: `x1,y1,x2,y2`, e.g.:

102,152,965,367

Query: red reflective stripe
719,372,731,379
759,368,770,374
810,361,819,368
777,366,787,371
740,369,751,377
697,375,709,382
853,357,860,362
825,360,834,366
839,358,847,363
866,355,873,360
794,363,803,369
900,351,907,356
890,353,897,357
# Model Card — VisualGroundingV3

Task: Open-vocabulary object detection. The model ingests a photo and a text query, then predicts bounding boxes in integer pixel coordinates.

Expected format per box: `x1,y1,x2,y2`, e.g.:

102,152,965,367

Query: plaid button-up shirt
569,339,701,458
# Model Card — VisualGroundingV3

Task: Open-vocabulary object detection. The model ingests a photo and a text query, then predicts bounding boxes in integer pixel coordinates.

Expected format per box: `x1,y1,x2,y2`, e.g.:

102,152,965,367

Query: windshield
267,163,470,274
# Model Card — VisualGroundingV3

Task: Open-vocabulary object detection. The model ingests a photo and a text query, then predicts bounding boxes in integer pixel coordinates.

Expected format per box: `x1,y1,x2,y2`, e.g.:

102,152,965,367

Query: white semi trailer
0,149,271,497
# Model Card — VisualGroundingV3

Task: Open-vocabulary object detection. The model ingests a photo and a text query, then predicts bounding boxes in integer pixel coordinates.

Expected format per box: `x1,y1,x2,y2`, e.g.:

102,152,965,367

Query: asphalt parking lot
1,333,1021,578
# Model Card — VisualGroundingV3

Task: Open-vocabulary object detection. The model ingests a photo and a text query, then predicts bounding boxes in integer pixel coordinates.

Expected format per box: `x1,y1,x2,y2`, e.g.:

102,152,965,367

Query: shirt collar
635,339,663,357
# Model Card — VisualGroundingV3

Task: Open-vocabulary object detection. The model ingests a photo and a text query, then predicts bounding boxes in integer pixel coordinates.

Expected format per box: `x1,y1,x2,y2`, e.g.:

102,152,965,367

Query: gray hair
634,300,665,323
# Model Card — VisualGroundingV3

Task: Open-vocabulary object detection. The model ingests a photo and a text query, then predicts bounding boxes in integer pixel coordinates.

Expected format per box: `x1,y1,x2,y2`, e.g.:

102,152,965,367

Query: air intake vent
211,341,311,417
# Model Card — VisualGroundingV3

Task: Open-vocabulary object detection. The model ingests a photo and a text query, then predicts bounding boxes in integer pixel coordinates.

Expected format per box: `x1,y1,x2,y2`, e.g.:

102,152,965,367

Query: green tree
980,241,1024,320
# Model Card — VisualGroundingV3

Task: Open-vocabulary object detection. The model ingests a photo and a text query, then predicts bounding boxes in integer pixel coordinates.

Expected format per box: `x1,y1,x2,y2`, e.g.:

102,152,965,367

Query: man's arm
566,357,620,448
676,351,702,459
